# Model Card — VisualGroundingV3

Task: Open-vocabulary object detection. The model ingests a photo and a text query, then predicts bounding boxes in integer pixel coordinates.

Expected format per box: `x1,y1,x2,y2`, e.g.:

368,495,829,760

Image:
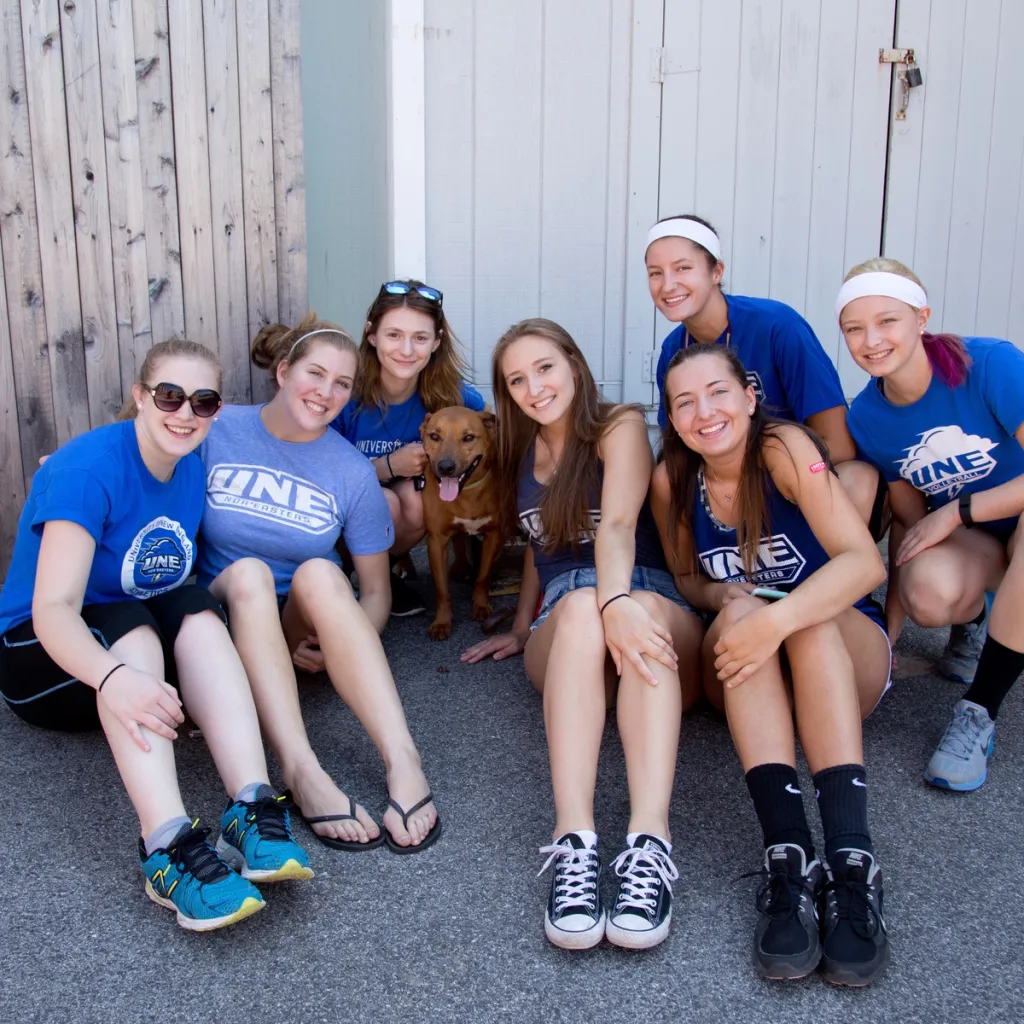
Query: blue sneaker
139,821,265,931
924,699,995,791
216,787,314,882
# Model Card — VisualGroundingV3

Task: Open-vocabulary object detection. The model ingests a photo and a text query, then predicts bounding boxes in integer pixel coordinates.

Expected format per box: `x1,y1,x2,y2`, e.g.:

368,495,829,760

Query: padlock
905,61,923,88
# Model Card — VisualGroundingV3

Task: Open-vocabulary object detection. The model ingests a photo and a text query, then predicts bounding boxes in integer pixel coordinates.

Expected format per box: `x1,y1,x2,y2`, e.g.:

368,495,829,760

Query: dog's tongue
439,477,460,502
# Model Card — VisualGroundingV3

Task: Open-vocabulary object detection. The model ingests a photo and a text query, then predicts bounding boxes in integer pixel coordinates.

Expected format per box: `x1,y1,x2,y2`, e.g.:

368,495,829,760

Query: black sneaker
820,848,890,987
605,834,677,950
753,843,823,980
390,573,426,617
538,833,605,949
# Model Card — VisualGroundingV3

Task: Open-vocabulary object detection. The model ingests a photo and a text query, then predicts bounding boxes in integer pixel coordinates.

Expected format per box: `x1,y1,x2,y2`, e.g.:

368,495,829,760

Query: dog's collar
461,469,490,493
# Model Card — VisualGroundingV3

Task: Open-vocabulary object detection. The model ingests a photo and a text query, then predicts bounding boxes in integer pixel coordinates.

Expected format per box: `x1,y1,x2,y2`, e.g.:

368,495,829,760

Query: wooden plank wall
0,0,306,576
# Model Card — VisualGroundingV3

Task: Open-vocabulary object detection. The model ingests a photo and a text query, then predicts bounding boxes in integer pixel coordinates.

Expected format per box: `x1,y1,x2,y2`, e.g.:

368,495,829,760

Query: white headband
835,272,928,321
287,328,349,357
645,218,722,262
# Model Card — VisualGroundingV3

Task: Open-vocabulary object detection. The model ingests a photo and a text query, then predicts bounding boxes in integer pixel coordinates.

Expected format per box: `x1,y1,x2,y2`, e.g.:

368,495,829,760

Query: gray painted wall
301,0,389,338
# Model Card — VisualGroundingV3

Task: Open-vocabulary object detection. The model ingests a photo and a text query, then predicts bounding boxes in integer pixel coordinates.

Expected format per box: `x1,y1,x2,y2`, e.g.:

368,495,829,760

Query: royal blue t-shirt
848,337,1024,534
0,419,204,636
331,382,486,458
196,404,394,595
690,466,883,627
516,441,668,591
656,294,847,429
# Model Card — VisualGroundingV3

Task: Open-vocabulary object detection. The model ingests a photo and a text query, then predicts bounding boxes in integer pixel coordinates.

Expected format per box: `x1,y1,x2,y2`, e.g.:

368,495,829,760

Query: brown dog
419,406,503,640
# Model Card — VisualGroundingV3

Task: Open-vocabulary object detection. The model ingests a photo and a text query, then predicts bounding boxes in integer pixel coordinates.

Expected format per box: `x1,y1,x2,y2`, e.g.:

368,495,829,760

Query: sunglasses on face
380,281,443,304
144,382,222,418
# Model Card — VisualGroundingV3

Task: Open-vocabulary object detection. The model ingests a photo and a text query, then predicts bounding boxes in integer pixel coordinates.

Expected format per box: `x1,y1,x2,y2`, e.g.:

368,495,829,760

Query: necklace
704,468,735,505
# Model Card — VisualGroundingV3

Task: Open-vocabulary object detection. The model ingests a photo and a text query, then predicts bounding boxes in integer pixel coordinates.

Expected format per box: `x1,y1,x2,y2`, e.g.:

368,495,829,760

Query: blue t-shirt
195,404,394,595
331,382,486,458
656,294,847,429
516,441,668,592
690,466,883,627
0,419,203,636
848,337,1024,534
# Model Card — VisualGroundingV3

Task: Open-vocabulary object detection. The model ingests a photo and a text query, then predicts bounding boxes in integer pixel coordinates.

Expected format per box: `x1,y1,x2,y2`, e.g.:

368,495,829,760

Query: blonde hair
118,339,221,420
843,258,970,386
251,310,357,385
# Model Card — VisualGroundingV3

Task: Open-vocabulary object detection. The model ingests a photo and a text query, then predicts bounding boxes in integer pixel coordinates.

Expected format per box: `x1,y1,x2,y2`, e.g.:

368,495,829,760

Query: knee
900,560,960,626
218,557,276,605
715,594,763,631
399,490,425,533
110,623,165,675
837,459,878,507
291,558,354,601
629,588,669,623
554,587,603,633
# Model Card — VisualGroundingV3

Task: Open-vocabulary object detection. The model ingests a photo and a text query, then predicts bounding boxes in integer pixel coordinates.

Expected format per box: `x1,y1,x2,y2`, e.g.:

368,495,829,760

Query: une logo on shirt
896,425,998,500
699,534,807,585
207,464,339,535
121,517,193,598
518,506,602,546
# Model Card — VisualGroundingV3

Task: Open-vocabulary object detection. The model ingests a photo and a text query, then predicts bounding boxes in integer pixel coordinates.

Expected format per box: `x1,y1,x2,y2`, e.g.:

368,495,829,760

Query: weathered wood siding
0,0,306,575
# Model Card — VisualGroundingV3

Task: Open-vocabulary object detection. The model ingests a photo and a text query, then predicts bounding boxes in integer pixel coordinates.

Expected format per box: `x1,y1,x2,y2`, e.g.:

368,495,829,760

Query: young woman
331,280,485,615
645,215,885,534
0,341,311,932
197,313,440,854
461,318,703,952
651,344,891,986
840,258,1024,792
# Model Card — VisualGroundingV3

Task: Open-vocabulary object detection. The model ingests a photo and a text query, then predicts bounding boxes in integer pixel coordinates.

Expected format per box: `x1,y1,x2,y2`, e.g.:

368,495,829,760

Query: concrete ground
0,571,1021,1024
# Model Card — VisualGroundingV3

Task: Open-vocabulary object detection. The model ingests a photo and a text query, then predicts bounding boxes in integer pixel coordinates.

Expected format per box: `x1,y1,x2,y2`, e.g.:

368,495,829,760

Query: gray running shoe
938,607,989,684
924,699,995,792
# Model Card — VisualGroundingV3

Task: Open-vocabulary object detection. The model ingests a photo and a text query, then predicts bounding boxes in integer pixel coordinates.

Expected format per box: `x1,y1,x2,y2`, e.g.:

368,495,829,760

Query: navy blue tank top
690,467,883,627
516,441,668,592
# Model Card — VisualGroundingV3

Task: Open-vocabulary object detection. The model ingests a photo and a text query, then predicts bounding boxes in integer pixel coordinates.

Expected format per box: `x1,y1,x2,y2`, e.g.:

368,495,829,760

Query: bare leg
96,625,187,837
208,559,379,844
285,558,436,847
385,479,427,555
616,591,703,840
524,588,608,838
837,460,885,532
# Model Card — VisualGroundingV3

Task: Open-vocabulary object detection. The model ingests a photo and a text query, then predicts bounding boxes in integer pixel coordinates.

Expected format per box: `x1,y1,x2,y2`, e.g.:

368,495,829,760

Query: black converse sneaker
753,843,823,980
390,572,426,617
538,833,605,949
820,848,890,986
605,834,677,950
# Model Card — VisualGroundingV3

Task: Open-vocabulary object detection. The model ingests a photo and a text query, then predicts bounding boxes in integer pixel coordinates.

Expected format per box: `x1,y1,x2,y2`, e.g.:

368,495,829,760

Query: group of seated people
1,216,1021,991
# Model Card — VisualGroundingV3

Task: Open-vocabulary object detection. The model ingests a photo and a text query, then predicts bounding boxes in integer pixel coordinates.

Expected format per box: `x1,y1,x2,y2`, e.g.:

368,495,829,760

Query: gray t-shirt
196,404,393,594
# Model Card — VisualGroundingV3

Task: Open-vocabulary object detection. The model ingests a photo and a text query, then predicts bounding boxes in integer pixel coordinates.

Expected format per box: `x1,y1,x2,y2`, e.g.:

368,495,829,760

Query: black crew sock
744,763,814,861
813,764,873,863
963,635,1024,720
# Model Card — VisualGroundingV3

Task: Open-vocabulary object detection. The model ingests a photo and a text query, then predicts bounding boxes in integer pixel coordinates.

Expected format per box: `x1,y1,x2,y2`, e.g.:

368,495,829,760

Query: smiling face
646,236,723,323
665,350,755,459
132,354,221,463
500,334,578,426
275,340,357,430
839,294,930,378
368,307,440,388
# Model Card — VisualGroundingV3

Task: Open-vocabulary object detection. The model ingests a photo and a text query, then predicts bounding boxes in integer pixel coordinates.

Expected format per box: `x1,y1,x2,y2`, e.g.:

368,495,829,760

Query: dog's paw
471,601,493,622
428,620,452,641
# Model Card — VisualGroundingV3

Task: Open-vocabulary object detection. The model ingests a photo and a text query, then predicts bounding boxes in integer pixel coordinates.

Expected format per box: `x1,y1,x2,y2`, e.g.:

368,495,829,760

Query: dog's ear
479,411,496,435
419,413,432,441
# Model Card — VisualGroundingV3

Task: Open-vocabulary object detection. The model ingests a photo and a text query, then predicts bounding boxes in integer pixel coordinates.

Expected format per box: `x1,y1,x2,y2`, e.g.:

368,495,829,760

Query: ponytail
921,331,971,388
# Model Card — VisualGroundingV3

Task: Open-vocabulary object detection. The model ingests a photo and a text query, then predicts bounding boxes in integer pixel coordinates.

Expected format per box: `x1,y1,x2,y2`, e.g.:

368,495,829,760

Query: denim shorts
531,565,694,631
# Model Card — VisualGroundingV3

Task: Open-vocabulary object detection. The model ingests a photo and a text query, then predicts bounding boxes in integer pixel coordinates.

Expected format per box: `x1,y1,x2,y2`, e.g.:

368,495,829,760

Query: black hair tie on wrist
600,593,630,615
385,453,396,481
98,663,126,693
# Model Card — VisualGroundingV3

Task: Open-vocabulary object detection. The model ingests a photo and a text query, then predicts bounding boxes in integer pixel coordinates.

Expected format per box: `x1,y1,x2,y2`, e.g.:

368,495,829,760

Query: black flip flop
283,789,385,852
383,794,443,854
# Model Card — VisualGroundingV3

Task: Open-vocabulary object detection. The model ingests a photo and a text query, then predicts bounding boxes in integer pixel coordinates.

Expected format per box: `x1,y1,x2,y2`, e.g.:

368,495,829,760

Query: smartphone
751,587,788,601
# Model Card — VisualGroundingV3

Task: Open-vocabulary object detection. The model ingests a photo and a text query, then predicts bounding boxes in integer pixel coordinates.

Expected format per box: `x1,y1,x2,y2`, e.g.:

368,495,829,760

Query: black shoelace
170,826,230,883
246,795,292,843
825,876,883,940
752,868,807,925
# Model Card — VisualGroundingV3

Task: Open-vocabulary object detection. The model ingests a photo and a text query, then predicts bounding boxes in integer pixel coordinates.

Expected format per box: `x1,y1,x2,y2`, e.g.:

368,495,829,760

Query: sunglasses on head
380,281,443,304
145,382,222,418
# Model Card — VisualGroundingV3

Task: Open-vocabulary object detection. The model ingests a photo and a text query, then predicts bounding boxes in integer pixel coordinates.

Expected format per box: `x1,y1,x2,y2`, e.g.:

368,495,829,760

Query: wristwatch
958,491,975,528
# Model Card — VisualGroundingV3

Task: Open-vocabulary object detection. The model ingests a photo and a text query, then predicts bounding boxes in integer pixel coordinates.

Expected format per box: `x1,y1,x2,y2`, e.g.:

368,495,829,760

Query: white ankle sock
627,831,672,853
144,815,192,857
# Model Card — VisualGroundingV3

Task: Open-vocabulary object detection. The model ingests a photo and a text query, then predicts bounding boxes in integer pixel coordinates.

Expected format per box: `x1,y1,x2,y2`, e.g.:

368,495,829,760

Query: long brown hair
843,257,970,387
250,310,357,383
118,339,221,420
356,280,469,413
492,317,642,551
660,345,829,576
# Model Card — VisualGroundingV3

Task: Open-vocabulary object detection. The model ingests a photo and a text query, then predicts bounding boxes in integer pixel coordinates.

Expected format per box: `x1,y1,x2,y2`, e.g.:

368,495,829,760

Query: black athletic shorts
0,585,225,732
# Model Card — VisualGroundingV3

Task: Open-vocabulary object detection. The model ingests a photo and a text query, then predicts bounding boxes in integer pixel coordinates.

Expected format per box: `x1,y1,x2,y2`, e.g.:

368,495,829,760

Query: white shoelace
538,842,599,914
609,845,678,911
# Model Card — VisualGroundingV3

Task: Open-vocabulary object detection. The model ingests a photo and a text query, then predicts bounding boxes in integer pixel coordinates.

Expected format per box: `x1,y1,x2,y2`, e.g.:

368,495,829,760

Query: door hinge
650,47,699,84
642,351,656,384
